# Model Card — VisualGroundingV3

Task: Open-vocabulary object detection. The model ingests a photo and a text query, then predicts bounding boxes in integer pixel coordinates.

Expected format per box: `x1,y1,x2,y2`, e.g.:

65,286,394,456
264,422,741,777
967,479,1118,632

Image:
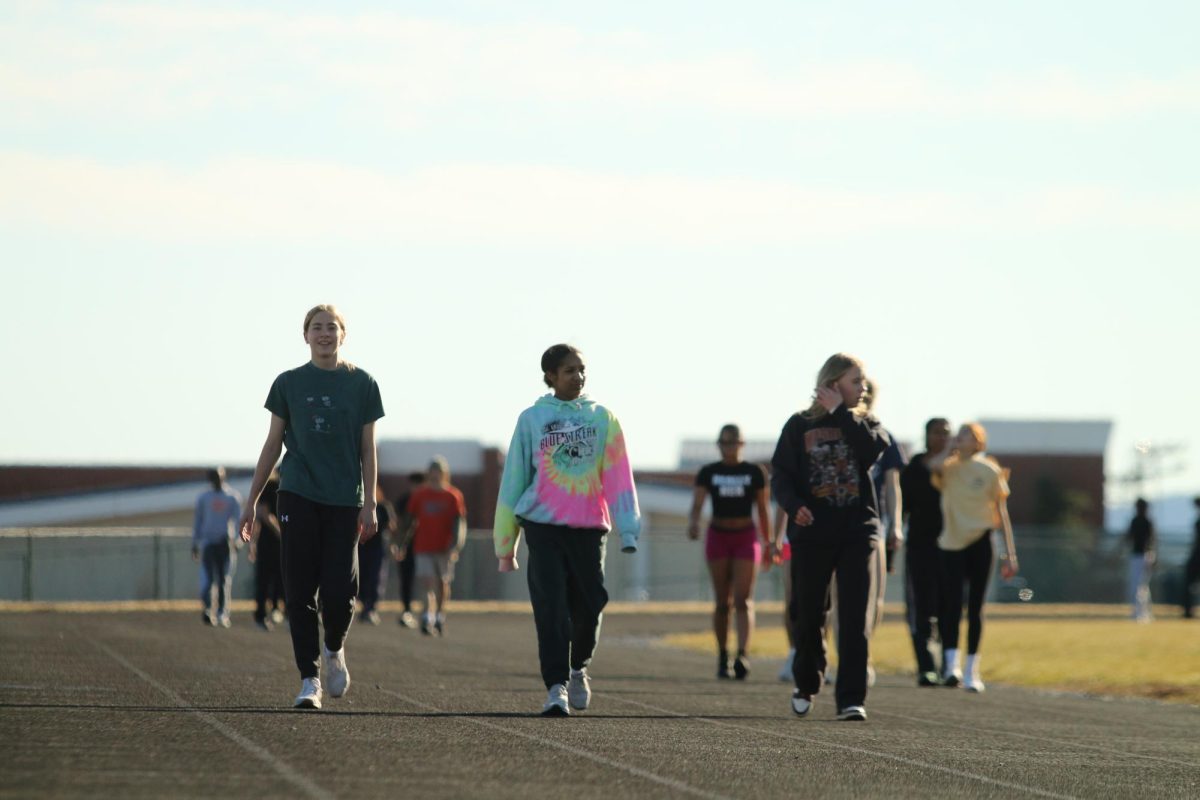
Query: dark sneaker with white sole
836,705,867,721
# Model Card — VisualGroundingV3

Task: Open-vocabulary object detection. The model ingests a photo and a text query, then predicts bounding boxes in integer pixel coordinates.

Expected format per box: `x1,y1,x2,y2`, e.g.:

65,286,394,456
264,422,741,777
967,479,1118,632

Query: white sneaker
323,644,350,698
568,669,591,711
791,690,813,717
964,674,986,693
294,677,322,709
542,683,569,716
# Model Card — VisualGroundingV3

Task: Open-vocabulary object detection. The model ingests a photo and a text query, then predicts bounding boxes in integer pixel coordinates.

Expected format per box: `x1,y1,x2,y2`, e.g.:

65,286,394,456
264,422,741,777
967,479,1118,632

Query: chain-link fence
1,525,1195,607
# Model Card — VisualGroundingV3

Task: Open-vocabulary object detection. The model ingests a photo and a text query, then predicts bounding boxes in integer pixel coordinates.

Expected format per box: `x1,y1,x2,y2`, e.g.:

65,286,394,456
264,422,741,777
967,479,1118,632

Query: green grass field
664,604,1200,706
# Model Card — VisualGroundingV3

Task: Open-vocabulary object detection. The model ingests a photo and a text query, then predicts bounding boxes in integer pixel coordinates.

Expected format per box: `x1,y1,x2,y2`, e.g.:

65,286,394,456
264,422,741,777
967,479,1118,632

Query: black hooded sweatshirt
770,404,890,544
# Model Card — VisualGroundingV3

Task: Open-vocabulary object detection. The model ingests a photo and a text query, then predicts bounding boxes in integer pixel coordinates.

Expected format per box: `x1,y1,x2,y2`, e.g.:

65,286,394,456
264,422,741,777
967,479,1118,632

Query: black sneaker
918,671,941,687
717,655,731,679
420,619,433,636
434,619,444,636
733,654,750,680
202,612,215,626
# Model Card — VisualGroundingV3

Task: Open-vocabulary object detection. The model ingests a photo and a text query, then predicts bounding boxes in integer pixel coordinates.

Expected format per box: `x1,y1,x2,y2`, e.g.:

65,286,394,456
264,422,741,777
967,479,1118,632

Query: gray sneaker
541,683,569,716
322,645,350,698
568,668,591,711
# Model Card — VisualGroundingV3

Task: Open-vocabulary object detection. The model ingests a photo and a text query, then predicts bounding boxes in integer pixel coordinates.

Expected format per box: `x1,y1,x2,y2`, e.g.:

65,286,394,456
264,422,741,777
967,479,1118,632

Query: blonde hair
946,422,1007,475
803,352,869,419
961,422,988,450
303,304,355,371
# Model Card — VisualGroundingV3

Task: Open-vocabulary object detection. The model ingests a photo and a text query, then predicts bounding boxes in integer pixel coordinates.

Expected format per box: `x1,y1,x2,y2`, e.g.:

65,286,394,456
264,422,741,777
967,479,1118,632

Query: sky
4,1,1199,509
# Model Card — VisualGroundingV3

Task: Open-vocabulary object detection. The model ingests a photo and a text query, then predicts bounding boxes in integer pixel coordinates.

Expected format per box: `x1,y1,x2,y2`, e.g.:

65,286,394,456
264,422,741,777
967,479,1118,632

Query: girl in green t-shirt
238,304,385,710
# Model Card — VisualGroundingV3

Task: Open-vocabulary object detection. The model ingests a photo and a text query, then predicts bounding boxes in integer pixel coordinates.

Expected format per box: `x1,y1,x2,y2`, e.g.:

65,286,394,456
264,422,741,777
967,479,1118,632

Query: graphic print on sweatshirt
804,427,860,507
539,417,601,494
304,394,338,435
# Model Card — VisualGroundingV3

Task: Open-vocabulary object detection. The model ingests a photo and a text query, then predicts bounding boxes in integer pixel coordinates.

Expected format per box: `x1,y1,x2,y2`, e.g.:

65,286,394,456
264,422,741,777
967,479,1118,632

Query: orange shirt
407,485,467,553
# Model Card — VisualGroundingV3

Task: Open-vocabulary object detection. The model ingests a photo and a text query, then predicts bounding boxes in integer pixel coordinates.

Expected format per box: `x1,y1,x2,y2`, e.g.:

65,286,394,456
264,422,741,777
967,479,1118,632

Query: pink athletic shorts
705,525,761,562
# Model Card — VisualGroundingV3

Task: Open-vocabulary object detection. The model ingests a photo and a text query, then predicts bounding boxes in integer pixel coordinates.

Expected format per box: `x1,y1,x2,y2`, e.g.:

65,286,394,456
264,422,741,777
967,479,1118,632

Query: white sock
965,653,980,681
570,667,585,677
943,648,960,676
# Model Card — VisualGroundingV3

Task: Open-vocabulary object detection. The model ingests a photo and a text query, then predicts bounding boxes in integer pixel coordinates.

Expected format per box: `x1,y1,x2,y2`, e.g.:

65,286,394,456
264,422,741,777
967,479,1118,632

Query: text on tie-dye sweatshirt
493,394,641,560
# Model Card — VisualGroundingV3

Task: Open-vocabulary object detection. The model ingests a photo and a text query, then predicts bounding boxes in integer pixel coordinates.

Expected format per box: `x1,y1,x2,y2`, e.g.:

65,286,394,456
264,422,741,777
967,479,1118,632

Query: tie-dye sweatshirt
494,394,641,565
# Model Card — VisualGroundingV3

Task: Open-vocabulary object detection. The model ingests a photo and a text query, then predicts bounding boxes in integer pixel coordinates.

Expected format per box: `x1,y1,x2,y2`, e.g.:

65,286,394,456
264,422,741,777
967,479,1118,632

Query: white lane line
91,639,334,800
607,695,1082,800
376,686,734,800
868,707,1200,769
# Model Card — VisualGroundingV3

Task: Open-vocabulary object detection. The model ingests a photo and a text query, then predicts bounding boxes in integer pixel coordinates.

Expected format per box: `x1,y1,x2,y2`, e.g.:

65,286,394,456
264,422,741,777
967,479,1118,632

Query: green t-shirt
265,362,385,508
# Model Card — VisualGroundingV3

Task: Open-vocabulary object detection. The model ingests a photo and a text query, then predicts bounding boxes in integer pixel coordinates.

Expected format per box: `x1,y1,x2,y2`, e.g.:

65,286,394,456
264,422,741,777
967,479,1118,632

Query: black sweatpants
905,545,942,675
1183,555,1200,618
254,531,284,623
357,534,386,613
396,548,416,610
939,534,994,655
523,521,609,689
790,535,882,710
278,491,361,679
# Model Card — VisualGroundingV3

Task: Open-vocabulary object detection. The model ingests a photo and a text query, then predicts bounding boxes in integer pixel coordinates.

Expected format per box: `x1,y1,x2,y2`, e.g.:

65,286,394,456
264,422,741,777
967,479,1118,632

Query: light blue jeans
1127,554,1152,621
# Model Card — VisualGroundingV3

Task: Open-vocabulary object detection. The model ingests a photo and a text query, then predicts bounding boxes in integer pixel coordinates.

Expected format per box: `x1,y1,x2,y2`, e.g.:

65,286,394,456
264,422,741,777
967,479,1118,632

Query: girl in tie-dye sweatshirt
494,344,641,716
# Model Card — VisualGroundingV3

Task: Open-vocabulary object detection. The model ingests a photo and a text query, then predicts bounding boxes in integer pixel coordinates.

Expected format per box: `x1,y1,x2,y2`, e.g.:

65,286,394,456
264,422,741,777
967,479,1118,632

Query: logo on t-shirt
711,473,752,498
305,395,337,434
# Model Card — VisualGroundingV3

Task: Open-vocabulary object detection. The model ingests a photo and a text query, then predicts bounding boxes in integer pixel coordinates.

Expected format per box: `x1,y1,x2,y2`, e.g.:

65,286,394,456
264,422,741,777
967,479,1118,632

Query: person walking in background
494,343,641,716
771,352,890,722
687,424,772,680
357,482,397,626
390,471,425,628
1183,497,1200,619
402,457,467,636
193,466,242,628
864,382,907,578
899,418,952,686
1126,498,1156,623
251,471,285,631
238,304,385,710
771,505,797,681
928,422,1018,691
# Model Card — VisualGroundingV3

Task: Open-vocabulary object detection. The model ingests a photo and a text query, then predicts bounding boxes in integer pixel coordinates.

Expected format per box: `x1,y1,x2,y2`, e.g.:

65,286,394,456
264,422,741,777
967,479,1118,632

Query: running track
3,609,1197,799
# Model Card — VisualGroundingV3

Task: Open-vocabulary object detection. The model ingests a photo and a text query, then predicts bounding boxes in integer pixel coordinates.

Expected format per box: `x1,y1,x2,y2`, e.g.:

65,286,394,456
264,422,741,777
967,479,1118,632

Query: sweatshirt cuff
619,530,639,553
498,555,517,572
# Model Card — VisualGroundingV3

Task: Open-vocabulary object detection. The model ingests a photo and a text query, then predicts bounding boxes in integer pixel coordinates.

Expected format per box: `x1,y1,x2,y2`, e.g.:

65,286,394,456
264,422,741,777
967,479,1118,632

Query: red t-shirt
406,485,467,553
